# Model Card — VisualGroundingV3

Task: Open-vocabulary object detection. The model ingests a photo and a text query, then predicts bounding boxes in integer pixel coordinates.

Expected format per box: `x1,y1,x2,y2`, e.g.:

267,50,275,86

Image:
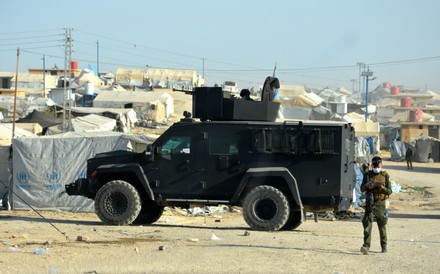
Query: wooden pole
12,47,20,138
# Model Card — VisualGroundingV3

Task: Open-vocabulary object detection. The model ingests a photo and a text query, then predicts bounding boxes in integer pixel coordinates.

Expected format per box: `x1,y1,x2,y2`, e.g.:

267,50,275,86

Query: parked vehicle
222,81,239,94
66,87,355,231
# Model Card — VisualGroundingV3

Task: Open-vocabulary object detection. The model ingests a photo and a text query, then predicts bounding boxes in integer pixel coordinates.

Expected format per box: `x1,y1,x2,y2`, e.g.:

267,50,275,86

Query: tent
71,107,137,130
10,132,153,211
388,111,434,123
389,140,406,161
0,123,36,140
93,90,173,122
278,106,312,120
414,138,433,162
71,114,116,132
16,109,63,129
115,68,204,90
281,92,323,108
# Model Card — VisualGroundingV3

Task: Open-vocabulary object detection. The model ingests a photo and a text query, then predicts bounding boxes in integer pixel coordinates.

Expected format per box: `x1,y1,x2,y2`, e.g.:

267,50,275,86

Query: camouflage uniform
361,169,393,253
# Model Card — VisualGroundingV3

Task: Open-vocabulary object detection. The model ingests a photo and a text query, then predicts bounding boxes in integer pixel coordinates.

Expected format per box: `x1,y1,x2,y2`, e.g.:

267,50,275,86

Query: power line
0,39,61,47
0,34,63,42
0,28,62,36
75,29,201,60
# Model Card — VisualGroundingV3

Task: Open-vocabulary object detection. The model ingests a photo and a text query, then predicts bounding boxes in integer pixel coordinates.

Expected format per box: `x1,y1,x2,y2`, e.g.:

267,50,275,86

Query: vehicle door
151,129,205,199
201,125,245,200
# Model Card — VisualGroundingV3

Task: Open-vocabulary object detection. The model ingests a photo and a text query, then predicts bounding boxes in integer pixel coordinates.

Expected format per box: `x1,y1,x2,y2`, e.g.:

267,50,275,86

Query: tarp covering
16,109,63,128
414,138,432,162
0,145,11,200
0,124,36,140
351,121,380,137
389,140,406,161
10,132,145,211
0,97,57,118
93,90,174,121
282,93,322,108
355,136,372,163
71,114,116,132
389,111,434,123
115,68,204,90
278,106,312,120
279,85,306,98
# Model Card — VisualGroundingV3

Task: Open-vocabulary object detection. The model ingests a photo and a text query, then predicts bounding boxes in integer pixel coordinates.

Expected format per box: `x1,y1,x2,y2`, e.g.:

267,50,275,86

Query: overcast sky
1,0,439,91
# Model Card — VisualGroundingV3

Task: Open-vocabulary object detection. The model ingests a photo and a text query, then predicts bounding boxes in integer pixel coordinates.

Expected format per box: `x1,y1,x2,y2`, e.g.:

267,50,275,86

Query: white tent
115,68,204,90
0,123,36,140
93,90,174,122
71,114,116,132
71,107,137,130
10,132,153,211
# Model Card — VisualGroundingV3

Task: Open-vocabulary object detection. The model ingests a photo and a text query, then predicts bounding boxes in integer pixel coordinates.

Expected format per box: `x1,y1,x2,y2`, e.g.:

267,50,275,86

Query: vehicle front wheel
95,180,141,225
133,205,165,225
281,210,303,230
242,185,290,231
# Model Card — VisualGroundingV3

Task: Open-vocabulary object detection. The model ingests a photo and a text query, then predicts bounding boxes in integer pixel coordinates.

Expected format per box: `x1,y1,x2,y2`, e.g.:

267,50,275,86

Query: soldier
360,156,393,255
405,146,414,170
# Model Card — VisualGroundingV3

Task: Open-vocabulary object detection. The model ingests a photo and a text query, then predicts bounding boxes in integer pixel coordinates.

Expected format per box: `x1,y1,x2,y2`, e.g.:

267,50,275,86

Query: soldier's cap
372,156,382,166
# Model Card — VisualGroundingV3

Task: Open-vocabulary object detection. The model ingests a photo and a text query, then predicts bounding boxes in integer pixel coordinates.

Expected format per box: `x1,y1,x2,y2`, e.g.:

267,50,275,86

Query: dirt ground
1,158,439,274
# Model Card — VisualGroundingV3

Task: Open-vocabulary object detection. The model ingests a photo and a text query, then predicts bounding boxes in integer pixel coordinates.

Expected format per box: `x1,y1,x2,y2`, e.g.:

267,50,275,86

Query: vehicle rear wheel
281,210,303,230
242,185,290,231
95,180,141,225
133,205,164,225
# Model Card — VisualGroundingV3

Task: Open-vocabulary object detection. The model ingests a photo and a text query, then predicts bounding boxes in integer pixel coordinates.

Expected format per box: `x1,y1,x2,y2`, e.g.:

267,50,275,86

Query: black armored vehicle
66,86,355,231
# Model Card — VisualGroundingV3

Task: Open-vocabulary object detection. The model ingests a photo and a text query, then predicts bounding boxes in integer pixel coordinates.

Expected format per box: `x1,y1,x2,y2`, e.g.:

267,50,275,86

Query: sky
1,0,440,92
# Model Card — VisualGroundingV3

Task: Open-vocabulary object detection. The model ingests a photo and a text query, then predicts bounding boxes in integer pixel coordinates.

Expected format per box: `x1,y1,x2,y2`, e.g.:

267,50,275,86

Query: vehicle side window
161,137,191,155
209,135,239,155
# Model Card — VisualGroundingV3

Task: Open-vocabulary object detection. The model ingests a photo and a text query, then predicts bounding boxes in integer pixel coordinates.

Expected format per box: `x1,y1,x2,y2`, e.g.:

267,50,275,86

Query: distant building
400,121,440,143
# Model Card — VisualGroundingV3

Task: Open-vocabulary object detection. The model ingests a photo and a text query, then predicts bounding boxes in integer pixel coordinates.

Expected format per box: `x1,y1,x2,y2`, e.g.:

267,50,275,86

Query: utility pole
12,48,20,138
42,54,46,98
350,79,357,93
63,28,73,132
96,40,100,76
357,62,364,93
361,68,374,122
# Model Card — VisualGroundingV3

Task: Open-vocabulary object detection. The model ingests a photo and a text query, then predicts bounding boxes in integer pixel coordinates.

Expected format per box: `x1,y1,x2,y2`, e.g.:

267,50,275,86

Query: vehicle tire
242,185,290,231
95,180,141,225
281,210,303,230
133,205,164,225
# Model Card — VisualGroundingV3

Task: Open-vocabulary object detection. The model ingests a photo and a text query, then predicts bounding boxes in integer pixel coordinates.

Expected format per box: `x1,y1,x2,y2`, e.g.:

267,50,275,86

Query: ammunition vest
369,171,390,202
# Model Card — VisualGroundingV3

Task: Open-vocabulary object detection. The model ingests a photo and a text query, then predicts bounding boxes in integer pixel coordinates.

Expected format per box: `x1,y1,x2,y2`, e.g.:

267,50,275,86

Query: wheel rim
254,198,278,221
104,191,128,216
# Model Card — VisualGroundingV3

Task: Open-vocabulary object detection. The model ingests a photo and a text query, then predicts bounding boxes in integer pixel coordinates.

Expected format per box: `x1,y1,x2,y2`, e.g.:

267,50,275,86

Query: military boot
360,245,369,255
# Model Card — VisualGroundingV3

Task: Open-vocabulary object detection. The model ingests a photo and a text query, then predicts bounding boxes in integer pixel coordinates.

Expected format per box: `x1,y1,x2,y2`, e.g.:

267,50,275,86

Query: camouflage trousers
362,204,388,249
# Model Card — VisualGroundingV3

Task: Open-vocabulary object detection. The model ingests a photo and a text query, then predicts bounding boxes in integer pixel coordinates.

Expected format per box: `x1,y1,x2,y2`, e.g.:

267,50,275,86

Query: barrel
85,82,94,95
400,97,412,107
391,86,399,95
71,61,78,70
409,109,423,122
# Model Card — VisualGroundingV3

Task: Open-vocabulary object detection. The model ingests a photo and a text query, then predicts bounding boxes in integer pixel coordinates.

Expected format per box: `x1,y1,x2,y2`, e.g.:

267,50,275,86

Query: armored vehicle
66,87,355,231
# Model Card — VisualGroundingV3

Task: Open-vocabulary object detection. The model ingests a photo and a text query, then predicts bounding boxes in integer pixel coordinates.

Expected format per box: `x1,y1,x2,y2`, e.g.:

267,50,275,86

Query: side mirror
146,144,161,161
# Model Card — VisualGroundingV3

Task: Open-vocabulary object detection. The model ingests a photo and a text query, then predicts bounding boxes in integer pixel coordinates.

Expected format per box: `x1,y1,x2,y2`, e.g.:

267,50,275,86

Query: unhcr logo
16,171,31,190
17,171,29,184
47,171,60,184
45,171,62,190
